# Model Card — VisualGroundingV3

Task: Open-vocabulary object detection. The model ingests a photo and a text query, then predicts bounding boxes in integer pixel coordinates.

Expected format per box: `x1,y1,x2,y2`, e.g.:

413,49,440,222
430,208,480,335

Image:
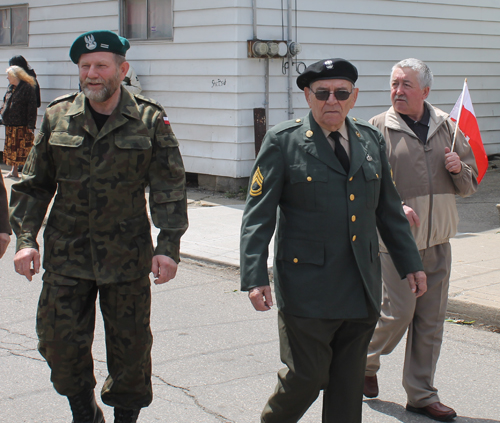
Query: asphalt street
1,248,499,422
1,158,500,422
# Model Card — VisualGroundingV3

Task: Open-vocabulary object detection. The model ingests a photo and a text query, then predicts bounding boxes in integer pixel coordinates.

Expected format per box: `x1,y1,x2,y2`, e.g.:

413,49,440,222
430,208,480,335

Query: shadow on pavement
364,399,500,423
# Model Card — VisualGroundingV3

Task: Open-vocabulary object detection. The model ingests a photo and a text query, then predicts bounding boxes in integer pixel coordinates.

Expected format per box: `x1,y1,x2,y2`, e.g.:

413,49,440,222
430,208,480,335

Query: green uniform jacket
10,87,188,285
240,112,423,319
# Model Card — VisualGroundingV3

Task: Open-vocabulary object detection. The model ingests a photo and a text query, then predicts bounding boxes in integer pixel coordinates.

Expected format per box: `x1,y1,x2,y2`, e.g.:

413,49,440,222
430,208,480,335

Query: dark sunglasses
310,88,352,101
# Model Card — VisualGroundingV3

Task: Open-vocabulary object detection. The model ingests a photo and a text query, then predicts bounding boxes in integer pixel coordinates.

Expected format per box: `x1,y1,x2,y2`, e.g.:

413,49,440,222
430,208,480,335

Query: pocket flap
277,238,325,266
290,163,327,184
46,209,77,234
115,136,151,150
48,132,84,147
156,133,179,148
153,189,184,204
362,162,381,181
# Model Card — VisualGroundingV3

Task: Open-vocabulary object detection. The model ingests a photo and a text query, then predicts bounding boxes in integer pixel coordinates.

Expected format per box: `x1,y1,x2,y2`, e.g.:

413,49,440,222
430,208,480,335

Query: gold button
306,130,313,138
296,119,301,123
349,176,353,182
351,215,356,222
353,117,357,121
352,235,357,242
307,176,312,182
293,258,299,263
376,173,379,178
350,194,355,201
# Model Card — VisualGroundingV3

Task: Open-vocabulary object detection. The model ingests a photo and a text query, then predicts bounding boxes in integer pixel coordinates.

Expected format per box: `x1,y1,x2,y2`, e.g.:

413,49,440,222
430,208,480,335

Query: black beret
70,30,130,64
296,58,358,90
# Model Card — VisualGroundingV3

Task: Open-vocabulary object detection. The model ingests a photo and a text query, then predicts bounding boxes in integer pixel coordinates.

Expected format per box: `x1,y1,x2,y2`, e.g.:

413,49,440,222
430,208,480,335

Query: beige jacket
370,103,478,251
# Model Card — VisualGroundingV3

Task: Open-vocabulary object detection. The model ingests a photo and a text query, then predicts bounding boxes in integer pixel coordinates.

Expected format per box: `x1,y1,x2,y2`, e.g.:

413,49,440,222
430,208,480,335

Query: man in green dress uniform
240,58,427,423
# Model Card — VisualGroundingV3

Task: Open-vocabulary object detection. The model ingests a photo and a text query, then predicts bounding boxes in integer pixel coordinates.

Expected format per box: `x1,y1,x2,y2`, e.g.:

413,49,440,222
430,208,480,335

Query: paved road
1,249,499,422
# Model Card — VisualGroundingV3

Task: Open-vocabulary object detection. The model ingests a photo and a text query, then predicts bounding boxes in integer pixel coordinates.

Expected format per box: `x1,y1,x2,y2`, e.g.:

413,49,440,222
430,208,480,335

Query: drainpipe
252,0,257,39
287,0,294,119
252,0,270,129
265,58,270,129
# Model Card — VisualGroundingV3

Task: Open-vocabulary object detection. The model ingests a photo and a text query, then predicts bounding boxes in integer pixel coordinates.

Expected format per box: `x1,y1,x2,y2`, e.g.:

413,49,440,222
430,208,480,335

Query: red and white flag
450,80,488,183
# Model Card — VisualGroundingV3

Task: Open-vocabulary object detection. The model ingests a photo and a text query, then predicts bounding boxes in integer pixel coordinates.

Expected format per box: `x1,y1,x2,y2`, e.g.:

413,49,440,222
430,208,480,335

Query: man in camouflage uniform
10,30,188,423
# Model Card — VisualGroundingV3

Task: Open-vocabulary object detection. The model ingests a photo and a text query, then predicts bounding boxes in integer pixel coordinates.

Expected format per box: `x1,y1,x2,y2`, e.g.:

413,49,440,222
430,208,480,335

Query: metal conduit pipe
287,0,294,119
252,0,257,39
252,0,270,129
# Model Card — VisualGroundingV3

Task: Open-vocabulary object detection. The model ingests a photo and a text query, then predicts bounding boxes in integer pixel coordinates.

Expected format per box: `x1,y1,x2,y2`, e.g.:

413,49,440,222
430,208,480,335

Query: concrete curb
447,299,500,329
181,252,500,330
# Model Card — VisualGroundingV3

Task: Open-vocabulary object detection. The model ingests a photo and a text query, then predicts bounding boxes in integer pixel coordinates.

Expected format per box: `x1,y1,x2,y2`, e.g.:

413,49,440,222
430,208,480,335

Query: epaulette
133,93,164,110
47,92,79,108
351,116,384,144
274,117,304,134
350,116,372,128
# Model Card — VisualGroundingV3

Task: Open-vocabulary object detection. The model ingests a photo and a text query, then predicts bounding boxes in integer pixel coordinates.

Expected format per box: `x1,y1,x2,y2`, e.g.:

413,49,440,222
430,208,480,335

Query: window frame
0,4,29,47
120,0,173,42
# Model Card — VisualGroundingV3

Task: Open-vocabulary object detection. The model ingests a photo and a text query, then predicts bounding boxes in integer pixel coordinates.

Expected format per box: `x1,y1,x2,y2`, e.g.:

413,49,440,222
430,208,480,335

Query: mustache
82,77,106,86
393,95,407,101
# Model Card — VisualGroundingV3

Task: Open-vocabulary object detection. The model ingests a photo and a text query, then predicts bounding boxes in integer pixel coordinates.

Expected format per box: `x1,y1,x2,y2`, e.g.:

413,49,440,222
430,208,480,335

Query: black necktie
331,131,350,173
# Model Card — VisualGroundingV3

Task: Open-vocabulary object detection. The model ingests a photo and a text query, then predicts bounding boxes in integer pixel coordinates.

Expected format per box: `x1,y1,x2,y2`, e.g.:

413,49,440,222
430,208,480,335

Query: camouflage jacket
10,87,188,284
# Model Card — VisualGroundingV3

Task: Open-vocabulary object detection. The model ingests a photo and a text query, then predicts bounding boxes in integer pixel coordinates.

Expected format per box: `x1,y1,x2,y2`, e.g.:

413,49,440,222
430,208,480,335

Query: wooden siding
0,0,499,179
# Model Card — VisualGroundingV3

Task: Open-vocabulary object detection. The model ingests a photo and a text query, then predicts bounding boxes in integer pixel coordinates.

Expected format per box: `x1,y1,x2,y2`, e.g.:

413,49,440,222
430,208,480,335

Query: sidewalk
179,189,500,329
3,161,500,328
177,162,500,329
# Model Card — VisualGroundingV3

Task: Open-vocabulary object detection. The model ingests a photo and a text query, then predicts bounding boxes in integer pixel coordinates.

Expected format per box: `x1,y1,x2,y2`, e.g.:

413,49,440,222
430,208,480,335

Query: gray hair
391,58,433,90
6,65,36,87
113,53,126,67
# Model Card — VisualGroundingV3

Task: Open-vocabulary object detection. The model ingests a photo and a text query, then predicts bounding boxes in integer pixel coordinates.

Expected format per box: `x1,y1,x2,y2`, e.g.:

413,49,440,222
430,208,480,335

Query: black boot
114,408,140,423
67,389,105,423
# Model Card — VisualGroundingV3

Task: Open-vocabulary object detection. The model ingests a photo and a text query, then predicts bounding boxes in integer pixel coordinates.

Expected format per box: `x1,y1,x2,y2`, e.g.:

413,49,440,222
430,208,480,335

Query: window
121,0,173,41
0,5,28,46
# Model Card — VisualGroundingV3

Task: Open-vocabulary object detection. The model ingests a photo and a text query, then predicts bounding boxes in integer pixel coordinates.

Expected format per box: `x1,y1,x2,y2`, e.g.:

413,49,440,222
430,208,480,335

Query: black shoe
114,408,140,423
67,389,105,423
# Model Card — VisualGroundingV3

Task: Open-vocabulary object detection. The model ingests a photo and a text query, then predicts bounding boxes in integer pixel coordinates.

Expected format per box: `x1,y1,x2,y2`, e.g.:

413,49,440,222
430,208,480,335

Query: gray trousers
262,306,379,423
365,243,451,407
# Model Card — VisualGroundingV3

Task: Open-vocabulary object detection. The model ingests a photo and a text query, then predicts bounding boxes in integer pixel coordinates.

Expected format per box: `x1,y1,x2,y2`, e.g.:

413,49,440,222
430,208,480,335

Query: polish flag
450,80,488,183
163,116,170,125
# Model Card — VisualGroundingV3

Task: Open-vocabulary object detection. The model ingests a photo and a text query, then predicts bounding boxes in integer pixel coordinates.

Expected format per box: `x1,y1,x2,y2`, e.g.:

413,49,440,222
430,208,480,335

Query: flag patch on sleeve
163,116,170,125
250,166,264,197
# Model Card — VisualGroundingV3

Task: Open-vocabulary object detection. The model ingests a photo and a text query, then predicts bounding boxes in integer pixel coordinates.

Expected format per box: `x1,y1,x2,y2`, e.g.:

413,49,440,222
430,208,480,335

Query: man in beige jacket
364,58,478,422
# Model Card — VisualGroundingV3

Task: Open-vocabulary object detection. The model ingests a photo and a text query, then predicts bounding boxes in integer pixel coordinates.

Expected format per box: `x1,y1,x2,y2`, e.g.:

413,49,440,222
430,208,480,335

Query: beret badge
85,34,97,51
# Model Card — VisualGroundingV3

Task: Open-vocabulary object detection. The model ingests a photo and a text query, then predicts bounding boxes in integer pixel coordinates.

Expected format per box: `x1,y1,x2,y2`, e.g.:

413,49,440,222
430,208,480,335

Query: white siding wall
1,0,499,179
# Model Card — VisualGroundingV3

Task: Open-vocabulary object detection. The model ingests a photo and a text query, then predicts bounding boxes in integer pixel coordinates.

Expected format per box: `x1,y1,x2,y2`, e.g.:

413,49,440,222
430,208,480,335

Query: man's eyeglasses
309,88,352,101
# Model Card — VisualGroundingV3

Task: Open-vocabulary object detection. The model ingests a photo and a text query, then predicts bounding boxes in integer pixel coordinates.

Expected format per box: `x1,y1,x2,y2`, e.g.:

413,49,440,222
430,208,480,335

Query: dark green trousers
36,272,153,409
262,306,379,423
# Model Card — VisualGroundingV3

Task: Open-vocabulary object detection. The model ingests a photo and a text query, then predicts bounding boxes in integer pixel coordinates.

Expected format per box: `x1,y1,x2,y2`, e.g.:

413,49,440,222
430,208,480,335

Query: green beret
296,58,358,90
70,30,130,64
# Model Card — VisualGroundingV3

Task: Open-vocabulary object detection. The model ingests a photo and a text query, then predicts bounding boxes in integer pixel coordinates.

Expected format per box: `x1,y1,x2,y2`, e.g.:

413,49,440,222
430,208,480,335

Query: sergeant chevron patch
250,166,264,197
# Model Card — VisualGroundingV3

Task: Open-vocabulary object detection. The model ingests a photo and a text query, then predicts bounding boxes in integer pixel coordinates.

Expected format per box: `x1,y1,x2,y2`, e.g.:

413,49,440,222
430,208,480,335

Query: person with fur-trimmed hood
0,65,37,178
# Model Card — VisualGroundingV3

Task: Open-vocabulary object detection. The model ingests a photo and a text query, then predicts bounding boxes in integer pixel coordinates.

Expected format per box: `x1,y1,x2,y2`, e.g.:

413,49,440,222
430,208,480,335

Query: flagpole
451,78,467,152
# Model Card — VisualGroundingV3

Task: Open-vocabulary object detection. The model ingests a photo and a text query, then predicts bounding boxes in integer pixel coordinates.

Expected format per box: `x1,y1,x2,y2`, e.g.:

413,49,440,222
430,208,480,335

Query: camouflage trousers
36,272,153,409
